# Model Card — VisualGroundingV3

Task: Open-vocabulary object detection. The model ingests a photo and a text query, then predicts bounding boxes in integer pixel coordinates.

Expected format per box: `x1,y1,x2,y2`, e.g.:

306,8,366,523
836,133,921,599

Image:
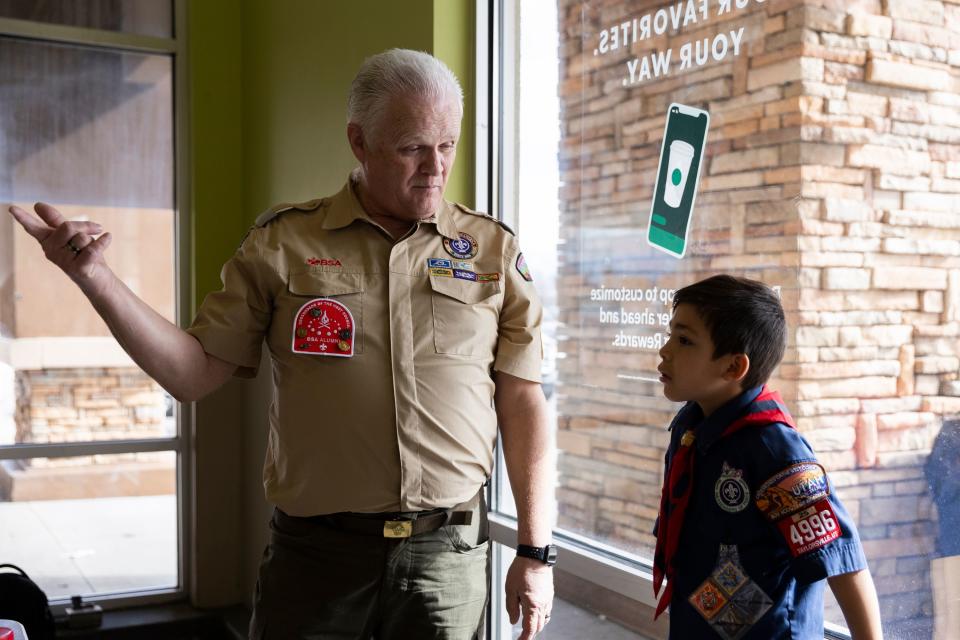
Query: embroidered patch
476,273,500,282
715,462,750,513
306,257,342,267
755,462,830,522
443,232,478,259
452,260,474,271
430,267,454,277
777,499,841,557
516,253,533,281
453,269,477,282
291,298,354,357
428,258,452,269
689,545,773,640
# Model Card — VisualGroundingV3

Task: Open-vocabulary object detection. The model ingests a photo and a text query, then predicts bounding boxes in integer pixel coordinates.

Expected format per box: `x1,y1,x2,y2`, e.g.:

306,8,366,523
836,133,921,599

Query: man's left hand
505,556,554,639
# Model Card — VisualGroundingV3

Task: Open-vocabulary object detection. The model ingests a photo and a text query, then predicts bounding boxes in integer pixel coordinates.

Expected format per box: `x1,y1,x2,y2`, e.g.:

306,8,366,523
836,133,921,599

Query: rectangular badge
452,261,474,271
476,273,500,282
430,267,454,277
776,499,841,557
453,269,477,281
428,258,453,269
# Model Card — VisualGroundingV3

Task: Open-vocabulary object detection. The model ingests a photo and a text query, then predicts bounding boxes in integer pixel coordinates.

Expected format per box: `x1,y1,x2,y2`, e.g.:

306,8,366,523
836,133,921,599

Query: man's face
352,94,461,221
658,303,739,410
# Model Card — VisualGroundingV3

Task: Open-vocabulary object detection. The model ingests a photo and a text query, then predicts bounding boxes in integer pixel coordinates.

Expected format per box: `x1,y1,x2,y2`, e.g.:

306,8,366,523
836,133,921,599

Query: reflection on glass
0,452,178,598
0,0,173,38
0,37,175,445
512,0,960,637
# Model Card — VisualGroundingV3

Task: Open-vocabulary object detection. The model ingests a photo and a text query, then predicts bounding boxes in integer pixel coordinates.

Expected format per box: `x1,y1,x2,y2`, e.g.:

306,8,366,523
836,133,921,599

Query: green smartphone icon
647,103,710,259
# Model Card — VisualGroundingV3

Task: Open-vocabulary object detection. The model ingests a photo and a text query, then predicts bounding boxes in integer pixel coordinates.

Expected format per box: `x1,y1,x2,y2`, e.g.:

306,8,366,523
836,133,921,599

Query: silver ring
66,239,82,254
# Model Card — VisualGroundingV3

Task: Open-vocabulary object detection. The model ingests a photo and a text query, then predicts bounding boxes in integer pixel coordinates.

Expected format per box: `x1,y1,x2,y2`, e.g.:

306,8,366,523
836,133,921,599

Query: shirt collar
321,173,460,241
692,385,764,454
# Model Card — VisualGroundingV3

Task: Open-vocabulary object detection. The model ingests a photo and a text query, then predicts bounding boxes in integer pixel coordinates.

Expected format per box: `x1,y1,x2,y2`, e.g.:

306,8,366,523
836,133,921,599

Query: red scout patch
305,257,342,267
777,499,842,557
291,298,355,357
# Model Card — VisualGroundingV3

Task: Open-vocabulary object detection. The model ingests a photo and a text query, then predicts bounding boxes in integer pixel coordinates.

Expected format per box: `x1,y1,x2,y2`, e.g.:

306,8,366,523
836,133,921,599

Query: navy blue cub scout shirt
664,386,867,639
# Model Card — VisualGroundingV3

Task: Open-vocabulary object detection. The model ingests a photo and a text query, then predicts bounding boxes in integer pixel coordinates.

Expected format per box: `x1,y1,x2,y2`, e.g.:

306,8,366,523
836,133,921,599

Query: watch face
545,545,558,566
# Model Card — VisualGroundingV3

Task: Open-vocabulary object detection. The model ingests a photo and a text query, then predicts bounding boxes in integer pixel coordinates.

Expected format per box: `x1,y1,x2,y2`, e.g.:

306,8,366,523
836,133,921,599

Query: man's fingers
506,591,520,624
34,202,67,227
78,231,112,260
8,205,51,241
47,220,104,253
518,606,538,640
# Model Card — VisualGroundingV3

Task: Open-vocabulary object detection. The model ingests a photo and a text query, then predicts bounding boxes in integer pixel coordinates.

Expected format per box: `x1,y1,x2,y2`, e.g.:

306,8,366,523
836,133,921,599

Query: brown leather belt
290,491,479,539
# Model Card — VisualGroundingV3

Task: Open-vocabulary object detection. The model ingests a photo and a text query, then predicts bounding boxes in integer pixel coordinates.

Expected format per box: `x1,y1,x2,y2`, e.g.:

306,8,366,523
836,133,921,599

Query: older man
10,49,554,640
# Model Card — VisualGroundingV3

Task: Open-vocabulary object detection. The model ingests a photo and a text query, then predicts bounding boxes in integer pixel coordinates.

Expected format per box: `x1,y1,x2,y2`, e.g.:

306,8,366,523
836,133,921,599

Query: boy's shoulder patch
754,461,829,522
756,461,840,558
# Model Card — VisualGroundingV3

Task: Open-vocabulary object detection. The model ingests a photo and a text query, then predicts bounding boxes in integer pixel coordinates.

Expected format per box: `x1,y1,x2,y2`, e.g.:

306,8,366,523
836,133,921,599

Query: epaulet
254,198,326,227
453,202,515,236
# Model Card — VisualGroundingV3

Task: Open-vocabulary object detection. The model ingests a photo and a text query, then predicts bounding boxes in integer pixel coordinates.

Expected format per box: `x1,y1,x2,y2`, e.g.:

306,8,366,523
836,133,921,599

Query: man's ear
347,122,366,163
723,353,750,383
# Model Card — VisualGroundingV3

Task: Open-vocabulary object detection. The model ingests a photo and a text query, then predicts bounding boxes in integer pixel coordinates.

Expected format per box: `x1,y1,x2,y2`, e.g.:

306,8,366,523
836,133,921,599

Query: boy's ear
723,353,750,382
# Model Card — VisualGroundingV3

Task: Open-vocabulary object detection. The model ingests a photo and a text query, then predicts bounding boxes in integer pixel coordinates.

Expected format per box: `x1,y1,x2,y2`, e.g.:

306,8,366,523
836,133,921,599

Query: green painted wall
187,0,476,606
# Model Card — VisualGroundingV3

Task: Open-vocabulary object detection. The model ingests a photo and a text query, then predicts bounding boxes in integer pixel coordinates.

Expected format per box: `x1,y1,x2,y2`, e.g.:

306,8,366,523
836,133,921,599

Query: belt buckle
383,520,413,538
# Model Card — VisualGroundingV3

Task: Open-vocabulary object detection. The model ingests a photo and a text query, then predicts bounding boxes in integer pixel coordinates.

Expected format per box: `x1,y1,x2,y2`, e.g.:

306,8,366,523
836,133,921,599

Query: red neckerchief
652,386,796,618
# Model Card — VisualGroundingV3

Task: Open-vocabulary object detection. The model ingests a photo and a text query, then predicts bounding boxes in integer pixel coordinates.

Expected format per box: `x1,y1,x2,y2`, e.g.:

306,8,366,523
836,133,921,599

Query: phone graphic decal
647,103,710,259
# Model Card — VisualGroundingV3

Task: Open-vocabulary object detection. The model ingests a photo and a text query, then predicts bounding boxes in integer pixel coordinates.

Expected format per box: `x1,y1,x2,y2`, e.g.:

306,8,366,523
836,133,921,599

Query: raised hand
9,202,114,296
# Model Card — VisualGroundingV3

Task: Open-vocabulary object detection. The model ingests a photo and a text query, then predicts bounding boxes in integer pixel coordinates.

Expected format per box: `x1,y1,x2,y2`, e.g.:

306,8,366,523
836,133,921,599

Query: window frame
478,1,852,638
0,0,192,612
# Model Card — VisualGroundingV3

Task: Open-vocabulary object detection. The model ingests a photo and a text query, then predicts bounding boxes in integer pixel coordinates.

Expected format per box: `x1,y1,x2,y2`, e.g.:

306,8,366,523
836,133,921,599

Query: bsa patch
306,257,342,267
453,269,477,282
715,462,750,513
755,462,830,522
291,298,355,357
452,260,473,271
428,258,452,269
689,544,773,639
476,273,500,282
443,232,478,259
430,267,454,277
516,253,533,281
776,499,841,557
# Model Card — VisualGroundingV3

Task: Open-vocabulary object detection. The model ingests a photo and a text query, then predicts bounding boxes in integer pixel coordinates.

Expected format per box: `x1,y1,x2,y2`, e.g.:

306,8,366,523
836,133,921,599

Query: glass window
0,1,173,38
0,14,181,607
495,0,960,637
0,452,178,598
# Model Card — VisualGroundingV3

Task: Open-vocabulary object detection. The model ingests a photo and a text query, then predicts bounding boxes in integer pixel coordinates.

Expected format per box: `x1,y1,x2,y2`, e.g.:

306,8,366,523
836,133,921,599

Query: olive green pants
249,498,489,639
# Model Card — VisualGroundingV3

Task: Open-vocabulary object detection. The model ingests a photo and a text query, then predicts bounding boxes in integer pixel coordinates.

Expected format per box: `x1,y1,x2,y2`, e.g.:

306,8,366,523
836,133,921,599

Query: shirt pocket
428,273,501,357
283,270,364,355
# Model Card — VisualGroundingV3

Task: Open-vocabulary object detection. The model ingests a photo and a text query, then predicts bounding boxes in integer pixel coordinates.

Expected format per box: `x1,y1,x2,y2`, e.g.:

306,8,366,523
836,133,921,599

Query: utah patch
754,462,830,522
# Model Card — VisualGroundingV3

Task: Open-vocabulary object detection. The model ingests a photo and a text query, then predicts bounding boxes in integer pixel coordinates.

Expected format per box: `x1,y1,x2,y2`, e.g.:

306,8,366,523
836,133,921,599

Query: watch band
516,544,558,566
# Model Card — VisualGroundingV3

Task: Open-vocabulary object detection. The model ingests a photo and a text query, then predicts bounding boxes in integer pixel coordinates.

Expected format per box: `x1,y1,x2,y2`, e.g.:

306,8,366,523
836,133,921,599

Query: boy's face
658,303,745,414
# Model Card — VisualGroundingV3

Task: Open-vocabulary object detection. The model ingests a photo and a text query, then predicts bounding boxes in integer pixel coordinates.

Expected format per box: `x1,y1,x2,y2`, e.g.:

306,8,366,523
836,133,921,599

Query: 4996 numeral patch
776,499,841,557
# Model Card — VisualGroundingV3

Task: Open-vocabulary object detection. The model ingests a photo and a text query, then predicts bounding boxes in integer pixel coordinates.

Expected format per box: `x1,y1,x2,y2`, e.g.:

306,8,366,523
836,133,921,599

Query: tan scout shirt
187,178,543,516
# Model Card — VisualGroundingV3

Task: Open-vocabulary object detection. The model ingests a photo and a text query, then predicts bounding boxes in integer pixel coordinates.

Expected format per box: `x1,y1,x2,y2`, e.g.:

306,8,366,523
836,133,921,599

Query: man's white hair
348,48,463,144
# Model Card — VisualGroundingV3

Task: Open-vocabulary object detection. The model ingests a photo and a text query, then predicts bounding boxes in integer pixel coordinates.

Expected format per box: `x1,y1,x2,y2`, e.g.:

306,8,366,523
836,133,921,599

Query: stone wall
2,367,174,501
555,0,960,631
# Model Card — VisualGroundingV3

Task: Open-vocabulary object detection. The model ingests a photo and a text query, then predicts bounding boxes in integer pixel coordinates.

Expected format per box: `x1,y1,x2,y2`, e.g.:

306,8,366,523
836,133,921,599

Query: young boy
652,275,883,639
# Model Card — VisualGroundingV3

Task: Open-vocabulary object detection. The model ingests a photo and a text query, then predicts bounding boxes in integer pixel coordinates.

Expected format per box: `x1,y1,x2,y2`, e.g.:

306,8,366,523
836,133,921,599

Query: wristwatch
516,544,558,566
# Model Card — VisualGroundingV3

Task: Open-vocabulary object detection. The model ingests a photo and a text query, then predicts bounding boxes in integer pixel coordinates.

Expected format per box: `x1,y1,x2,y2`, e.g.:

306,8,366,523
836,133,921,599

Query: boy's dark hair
672,274,786,390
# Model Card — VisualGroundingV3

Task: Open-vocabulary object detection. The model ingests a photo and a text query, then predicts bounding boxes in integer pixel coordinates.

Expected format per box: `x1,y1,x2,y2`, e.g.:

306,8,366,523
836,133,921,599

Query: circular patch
443,232,478,260
715,462,750,513
291,298,355,357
